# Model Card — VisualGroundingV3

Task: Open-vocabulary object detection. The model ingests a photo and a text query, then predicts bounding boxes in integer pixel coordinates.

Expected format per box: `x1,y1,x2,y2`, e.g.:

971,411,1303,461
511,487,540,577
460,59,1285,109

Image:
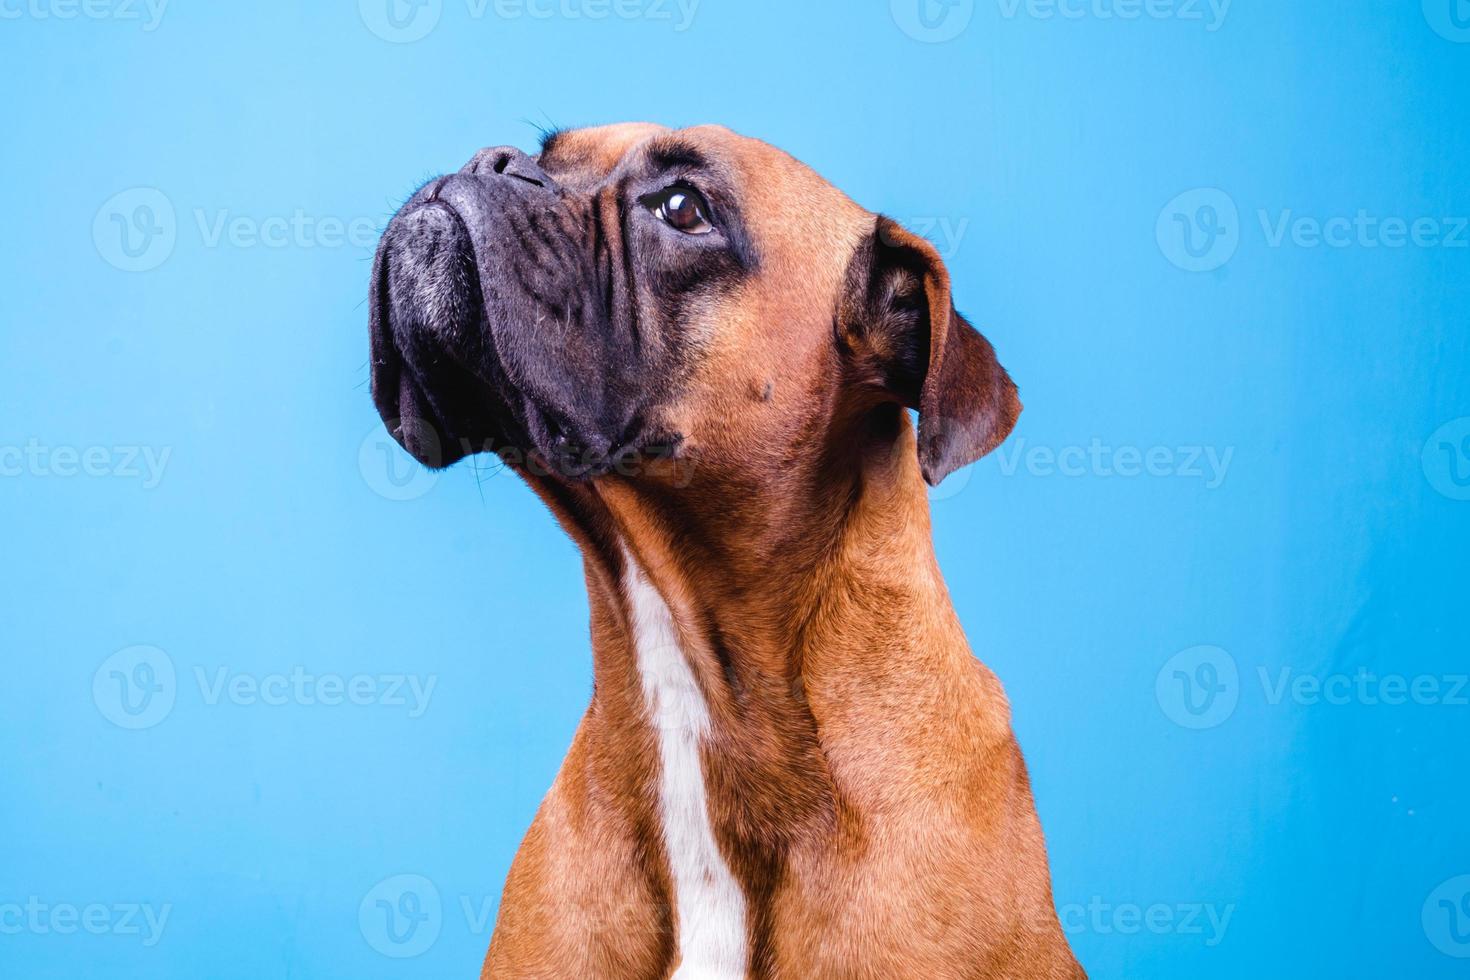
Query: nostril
463,146,550,187
495,152,544,186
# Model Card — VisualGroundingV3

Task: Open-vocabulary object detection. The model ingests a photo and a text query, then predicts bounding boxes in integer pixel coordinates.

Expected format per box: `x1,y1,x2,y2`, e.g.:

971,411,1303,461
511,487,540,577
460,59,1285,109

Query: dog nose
461,146,552,188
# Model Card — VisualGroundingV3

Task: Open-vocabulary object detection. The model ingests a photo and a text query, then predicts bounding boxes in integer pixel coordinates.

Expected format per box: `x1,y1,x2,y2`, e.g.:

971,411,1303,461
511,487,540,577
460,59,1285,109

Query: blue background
3,1,1468,976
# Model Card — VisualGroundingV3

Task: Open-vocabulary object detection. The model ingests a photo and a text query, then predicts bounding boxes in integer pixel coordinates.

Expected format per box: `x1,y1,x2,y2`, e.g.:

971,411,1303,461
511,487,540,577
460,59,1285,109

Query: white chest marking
623,553,748,979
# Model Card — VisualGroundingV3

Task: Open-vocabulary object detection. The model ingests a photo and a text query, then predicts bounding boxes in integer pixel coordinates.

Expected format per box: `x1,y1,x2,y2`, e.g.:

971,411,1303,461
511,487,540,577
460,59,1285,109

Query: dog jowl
369,124,1082,979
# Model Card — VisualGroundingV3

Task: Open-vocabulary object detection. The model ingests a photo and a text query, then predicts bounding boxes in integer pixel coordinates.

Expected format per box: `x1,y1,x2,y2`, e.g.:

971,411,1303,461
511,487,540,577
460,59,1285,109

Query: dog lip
370,323,457,468
404,195,467,233
369,235,475,469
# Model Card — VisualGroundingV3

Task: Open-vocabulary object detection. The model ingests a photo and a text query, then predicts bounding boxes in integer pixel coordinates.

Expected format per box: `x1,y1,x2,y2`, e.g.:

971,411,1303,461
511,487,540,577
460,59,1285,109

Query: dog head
370,123,1019,492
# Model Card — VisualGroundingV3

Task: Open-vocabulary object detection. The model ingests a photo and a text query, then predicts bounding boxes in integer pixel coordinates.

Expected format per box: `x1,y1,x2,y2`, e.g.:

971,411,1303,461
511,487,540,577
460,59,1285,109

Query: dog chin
372,327,682,484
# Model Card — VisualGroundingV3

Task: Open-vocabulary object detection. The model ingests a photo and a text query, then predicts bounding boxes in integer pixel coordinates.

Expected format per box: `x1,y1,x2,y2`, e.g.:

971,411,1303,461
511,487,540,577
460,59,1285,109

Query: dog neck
529,412,1001,781
595,422,965,713
516,416,1009,974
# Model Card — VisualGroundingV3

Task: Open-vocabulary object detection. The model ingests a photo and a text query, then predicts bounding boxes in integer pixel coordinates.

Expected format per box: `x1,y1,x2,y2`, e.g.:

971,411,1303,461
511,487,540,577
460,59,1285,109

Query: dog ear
840,216,1022,486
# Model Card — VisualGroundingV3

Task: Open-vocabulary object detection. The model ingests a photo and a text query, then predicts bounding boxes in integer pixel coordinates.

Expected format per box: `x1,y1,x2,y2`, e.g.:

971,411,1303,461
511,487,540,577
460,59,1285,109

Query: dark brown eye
643,185,714,235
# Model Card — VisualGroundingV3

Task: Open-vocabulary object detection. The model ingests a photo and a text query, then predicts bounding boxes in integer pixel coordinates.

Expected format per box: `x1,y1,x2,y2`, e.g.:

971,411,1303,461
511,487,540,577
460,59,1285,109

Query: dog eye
642,185,714,235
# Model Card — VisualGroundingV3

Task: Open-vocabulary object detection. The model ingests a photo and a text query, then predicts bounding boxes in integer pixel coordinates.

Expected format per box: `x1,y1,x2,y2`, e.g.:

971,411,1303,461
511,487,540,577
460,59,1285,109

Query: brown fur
481,124,1083,979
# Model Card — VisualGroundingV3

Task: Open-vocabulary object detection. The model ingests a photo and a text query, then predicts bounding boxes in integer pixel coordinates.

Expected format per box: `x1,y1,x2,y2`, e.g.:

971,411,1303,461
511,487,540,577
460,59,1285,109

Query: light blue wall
3,1,1468,976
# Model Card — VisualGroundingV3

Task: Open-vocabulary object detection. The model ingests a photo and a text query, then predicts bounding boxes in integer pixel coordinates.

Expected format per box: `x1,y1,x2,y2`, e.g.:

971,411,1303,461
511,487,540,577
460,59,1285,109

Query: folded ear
839,216,1022,486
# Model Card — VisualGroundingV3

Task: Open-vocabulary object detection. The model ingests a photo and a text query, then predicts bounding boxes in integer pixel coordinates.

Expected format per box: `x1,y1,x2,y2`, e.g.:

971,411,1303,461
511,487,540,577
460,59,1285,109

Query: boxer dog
369,123,1084,979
